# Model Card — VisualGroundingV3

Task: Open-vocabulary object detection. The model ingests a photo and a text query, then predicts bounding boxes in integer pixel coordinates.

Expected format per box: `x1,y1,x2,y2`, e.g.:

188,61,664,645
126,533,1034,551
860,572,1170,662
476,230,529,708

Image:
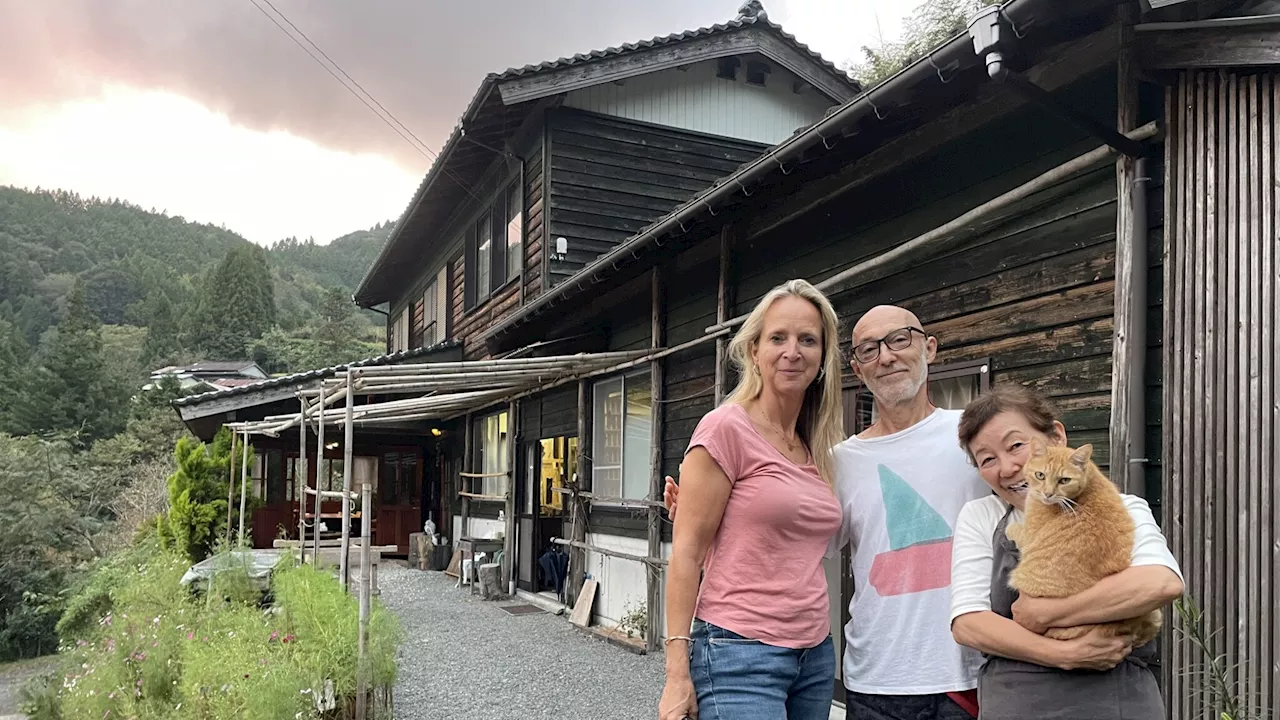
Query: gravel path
380,562,665,720
0,656,57,719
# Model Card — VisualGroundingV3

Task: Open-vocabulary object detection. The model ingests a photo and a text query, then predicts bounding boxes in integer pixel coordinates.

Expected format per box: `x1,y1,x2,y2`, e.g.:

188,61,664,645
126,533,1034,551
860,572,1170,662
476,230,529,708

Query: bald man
827,305,987,719
665,305,988,720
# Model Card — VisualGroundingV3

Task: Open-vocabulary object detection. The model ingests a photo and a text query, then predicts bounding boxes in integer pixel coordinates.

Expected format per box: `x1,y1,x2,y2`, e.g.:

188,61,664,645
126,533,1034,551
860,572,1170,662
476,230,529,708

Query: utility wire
256,0,438,160
245,0,482,202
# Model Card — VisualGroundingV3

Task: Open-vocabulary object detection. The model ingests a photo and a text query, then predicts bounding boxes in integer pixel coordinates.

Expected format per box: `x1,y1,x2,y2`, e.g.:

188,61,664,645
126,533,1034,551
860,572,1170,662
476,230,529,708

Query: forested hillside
0,184,398,661
0,185,390,379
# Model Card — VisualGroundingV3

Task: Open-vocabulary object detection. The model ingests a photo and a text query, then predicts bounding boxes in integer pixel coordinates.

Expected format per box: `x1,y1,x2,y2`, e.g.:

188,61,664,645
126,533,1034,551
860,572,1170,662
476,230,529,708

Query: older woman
949,384,1184,720
658,279,847,720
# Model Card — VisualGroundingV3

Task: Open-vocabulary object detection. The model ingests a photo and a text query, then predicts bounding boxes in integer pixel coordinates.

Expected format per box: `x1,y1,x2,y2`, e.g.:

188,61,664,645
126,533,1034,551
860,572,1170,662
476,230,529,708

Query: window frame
590,370,653,503
471,410,511,498
842,358,991,433
504,180,522,285
462,171,523,310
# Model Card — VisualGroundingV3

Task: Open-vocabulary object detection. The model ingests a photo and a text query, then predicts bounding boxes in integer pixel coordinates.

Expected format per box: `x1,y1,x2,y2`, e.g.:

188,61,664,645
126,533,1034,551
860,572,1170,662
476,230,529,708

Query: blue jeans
689,619,835,720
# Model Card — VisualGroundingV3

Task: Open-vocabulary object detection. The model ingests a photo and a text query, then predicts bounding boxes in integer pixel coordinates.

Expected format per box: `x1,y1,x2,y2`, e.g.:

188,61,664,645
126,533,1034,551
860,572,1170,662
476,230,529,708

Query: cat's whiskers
1055,496,1080,518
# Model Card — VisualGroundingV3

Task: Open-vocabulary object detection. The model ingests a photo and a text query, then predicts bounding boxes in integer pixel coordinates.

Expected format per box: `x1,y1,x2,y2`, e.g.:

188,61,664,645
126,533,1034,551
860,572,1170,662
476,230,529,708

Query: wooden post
569,380,590,604
715,226,733,404
297,395,308,566
647,266,666,652
340,371,355,589
1109,1,1143,495
355,466,372,720
503,400,518,593
461,413,473,542
312,382,325,566
225,426,237,548
238,430,250,546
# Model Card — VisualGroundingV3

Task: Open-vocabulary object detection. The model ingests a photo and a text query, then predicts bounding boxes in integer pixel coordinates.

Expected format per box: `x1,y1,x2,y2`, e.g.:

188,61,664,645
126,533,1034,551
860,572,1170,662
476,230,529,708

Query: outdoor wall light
550,236,569,262
430,428,443,437
966,5,1008,80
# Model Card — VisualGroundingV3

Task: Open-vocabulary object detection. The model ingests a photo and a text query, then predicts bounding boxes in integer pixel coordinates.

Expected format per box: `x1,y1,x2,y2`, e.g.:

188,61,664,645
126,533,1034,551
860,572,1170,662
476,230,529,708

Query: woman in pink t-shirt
658,279,846,720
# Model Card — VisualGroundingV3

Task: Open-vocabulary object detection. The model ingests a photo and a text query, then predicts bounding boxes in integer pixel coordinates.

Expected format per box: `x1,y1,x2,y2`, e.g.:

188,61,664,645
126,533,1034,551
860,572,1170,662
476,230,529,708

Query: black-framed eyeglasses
851,326,926,365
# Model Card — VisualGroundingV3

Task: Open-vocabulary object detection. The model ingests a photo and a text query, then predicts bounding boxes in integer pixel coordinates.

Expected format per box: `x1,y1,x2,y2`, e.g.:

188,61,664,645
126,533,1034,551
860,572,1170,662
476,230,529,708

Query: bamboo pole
297,394,307,567
569,380,589,604
647,265,665,653
503,400,517,593
461,413,473,542
225,428,237,548
312,382,325,566
704,121,1163,336
715,226,733,404
346,351,648,376
552,538,667,567
355,471,372,720
340,371,355,590
238,429,249,546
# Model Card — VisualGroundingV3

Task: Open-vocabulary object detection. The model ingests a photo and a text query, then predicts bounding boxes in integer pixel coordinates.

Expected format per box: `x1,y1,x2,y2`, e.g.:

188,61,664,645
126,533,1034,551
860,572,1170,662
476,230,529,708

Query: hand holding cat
1056,626,1134,672
1011,594,1060,635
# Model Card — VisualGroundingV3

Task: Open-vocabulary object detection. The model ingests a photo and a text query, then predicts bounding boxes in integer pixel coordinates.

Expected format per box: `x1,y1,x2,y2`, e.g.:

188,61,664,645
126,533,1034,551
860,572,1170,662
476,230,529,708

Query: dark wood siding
729,73,1132,474
546,109,765,286
524,135,546,303
661,258,719,481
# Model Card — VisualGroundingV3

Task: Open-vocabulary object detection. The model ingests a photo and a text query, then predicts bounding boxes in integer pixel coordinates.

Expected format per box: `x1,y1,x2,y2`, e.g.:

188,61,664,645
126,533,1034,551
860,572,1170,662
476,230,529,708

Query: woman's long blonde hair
724,279,845,487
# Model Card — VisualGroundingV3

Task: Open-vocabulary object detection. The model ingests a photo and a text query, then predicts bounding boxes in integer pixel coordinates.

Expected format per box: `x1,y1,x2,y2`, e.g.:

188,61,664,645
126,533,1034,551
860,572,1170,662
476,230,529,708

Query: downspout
1126,158,1150,496
968,6,1146,159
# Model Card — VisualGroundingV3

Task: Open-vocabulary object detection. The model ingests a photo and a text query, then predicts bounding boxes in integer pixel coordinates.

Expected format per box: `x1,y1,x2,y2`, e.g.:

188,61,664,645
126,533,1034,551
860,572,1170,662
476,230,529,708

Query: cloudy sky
0,0,915,245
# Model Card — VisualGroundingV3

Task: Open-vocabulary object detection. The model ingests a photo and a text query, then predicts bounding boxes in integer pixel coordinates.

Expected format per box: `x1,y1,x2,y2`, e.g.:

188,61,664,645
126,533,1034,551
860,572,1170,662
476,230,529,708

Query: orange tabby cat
1004,440,1161,646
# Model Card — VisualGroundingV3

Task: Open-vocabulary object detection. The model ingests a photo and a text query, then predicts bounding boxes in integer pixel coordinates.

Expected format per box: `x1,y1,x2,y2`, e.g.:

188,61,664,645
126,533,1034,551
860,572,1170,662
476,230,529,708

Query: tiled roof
171,341,462,407
492,2,854,88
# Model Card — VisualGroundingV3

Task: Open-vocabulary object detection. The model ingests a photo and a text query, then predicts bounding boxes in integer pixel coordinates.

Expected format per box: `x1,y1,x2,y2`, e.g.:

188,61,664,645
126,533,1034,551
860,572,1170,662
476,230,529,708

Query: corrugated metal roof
171,341,462,407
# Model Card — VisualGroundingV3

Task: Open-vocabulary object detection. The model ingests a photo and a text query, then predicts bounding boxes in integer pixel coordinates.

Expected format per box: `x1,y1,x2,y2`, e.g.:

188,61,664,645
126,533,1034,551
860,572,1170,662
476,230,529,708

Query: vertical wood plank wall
1164,69,1278,720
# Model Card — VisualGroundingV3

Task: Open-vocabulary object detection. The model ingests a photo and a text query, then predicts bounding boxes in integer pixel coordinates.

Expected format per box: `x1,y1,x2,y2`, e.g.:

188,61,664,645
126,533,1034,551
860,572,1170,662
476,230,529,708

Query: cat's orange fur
1004,440,1161,646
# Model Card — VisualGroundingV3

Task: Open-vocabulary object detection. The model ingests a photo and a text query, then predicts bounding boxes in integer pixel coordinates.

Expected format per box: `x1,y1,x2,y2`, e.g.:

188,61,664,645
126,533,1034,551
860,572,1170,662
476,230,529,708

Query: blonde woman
658,279,846,720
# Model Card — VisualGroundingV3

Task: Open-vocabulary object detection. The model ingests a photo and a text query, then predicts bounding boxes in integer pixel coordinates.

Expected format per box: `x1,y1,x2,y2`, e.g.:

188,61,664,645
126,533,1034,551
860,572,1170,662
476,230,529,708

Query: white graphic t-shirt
830,408,989,694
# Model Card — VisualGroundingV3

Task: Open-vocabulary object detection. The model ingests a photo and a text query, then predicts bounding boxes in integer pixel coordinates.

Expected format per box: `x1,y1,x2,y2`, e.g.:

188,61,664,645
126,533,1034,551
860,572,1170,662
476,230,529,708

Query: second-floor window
475,213,492,301
464,177,524,309
409,267,449,348
505,181,522,284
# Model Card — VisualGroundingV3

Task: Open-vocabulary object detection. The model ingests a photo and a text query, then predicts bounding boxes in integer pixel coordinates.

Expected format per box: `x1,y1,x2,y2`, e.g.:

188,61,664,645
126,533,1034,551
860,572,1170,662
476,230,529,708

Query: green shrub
157,434,231,562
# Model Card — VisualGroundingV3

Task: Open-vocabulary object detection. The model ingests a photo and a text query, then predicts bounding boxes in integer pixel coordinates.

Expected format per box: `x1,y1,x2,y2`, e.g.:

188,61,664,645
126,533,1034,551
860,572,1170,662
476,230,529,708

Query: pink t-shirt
687,402,843,649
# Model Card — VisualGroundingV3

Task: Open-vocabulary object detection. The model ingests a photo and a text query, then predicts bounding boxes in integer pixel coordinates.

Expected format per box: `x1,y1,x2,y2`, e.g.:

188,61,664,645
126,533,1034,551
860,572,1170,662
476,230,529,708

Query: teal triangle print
878,464,952,551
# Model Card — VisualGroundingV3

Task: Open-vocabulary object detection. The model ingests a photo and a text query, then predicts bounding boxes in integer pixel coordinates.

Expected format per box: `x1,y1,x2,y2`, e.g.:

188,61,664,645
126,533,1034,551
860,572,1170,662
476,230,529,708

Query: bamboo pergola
222,349,666,709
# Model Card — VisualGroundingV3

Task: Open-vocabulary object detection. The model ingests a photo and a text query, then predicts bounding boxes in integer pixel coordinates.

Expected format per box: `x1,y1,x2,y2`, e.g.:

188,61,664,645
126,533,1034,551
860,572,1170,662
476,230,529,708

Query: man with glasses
829,304,988,719
665,304,989,719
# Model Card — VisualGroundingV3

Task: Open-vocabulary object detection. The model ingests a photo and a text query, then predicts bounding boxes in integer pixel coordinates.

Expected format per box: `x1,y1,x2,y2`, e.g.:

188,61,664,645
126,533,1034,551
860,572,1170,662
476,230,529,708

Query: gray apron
977,506,1165,720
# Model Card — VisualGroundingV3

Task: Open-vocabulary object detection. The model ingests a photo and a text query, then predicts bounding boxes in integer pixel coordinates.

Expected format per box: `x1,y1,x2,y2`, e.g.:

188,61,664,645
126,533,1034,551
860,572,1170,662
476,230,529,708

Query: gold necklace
754,408,800,453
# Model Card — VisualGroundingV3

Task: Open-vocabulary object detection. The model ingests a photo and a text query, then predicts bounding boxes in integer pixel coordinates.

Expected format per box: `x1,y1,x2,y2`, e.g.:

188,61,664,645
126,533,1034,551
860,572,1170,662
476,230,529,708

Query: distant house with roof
148,360,268,393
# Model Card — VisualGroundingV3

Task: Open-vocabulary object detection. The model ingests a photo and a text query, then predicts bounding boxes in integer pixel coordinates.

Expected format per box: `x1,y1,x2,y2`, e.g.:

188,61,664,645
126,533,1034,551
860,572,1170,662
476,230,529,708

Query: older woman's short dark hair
957,384,1061,463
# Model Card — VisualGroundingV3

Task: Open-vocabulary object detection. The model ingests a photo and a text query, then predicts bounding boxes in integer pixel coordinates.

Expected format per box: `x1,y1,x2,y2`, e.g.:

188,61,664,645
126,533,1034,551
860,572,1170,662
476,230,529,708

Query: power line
244,0,482,202
256,0,439,161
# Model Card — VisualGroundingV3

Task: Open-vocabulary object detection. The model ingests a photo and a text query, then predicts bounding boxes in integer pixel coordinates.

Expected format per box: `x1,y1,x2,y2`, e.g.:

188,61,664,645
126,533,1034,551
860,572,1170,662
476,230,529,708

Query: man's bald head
852,305,925,344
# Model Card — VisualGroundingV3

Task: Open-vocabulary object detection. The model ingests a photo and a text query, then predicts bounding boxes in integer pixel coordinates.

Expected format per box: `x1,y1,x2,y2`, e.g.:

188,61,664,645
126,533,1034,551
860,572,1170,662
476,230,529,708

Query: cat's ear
1069,444,1093,468
1030,439,1048,458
